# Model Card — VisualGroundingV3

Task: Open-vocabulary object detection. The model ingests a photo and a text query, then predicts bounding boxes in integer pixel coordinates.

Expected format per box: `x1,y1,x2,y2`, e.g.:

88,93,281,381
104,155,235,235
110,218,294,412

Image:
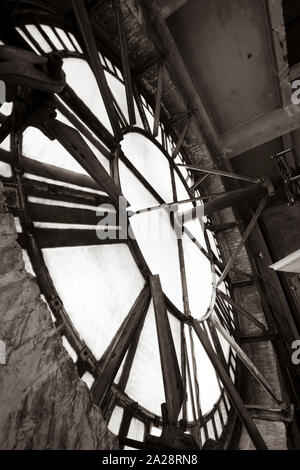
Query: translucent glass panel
185,325,220,415
119,161,183,311
182,232,212,317
40,25,65,50
42,244,144,360
121,133,173,202
0,162,12,177
25,25,52,53
15,27,41,55
127,418,144,441
0,102,12,116
125,301,165,415
108,405,123,434
168,312,181,369
105,72,128,124
62,58,112,134
55,28,76,52
22,127,89,175
62,336,77,363
55,109,111,173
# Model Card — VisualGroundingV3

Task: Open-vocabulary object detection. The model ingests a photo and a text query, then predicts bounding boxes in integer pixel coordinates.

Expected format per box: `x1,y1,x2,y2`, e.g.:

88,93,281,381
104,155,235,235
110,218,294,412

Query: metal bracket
0,46,65,93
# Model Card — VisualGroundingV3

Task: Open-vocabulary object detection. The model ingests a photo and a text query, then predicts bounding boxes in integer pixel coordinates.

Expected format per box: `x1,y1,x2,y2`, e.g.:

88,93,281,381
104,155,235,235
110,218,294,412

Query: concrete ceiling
167,0,280,134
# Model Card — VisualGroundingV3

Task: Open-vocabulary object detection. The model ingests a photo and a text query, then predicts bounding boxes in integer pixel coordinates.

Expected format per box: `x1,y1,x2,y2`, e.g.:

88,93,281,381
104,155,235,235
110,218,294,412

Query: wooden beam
114,0,136,126
71,0,122,140
46,120,124,207
23,178,109,208
91,284,151,406
28,202,109,226
150,275,184,425
222,105,300,159
55,97,113,161
18,228,123,249
153,63,163,137
59,84,116,151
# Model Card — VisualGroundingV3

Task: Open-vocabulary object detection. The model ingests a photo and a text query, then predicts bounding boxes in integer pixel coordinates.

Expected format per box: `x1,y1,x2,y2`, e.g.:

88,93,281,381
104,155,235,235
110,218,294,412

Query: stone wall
0,181,118,450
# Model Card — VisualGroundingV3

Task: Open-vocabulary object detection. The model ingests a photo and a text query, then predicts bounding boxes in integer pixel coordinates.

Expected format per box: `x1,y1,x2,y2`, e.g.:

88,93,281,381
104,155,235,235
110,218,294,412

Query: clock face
0,18,236,443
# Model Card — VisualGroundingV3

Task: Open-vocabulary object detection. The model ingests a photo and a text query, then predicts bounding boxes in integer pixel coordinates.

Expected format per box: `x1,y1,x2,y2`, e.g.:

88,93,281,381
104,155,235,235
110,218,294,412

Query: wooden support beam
191,319,268,450
59,84,116,150
55,97,113,161
23,178,109,208
114,0,136,126
28,202,109,226
217,197,268,286
46,120,124,207
18,228,123,249
91,284,151,406
71,0,122,140
150,275,184,425
0,149,108,194
153,63,163,137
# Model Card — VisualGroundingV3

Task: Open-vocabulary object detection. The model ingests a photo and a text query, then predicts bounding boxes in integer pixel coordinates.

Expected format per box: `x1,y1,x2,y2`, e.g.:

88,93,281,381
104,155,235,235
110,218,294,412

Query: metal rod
217,197,268,286
171,115,191,160
153,63,163,137
177,164,262,184
210,314,283,406
192,319,268,450
190,173,210,192
217,289,267,332
129,192,227,217
114,0,136,126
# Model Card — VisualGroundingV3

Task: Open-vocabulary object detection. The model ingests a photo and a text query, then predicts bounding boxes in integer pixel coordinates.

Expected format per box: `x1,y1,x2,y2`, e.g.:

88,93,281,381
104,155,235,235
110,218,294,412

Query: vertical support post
114,0,136,126
91,284,151,406
153,63,163,137
150,274,184,425
72,0,122,140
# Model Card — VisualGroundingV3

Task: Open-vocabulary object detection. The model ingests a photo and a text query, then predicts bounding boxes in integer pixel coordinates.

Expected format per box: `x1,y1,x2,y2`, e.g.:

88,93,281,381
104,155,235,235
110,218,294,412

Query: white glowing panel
119,161,184,311
185,326,220,415
122,133,173,202
42,244,144,360
125,301,165,415
22,127,89,175
182,232,212,317
62,58,112,133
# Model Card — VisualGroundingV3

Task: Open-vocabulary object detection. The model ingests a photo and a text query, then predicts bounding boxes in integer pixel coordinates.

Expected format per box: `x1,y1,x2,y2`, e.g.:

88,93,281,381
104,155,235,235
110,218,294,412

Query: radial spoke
150,274,184,425
71,0,122,140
